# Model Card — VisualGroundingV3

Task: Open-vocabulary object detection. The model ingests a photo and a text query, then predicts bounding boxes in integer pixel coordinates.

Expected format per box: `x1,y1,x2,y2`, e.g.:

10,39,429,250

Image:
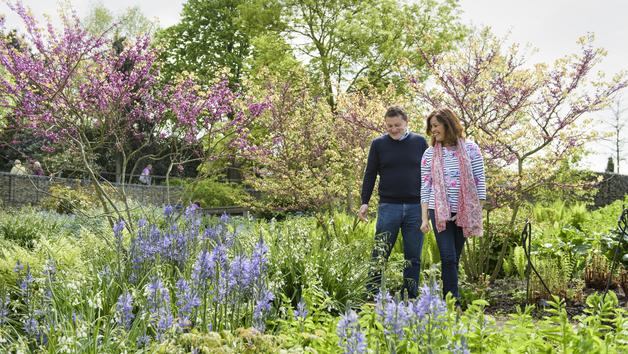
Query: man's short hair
385,106,407,121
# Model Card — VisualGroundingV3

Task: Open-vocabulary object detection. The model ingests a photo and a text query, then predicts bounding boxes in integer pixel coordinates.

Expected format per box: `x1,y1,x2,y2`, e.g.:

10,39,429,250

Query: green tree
156,0,263,86
273,0,466,111
83,4,156,38
605,156,615,173
158,0,465,110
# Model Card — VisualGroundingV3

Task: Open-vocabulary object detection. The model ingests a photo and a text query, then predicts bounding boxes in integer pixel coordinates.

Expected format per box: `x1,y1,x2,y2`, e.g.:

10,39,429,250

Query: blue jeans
429,209,466,300
367,203,423,299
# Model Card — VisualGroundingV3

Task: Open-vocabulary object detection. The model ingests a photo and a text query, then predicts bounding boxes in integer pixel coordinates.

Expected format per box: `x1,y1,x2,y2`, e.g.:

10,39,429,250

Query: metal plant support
603,206,628,300
521,219,552,302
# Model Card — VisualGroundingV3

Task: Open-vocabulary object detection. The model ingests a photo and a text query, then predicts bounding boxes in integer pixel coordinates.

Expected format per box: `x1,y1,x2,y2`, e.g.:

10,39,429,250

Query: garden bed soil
482,278,627,319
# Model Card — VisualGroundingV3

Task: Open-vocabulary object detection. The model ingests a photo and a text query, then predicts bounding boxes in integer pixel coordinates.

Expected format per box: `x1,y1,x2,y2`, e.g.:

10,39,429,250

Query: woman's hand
420,220,431,233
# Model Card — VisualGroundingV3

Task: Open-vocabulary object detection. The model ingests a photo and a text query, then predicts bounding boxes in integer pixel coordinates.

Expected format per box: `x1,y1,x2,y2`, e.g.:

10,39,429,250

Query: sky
1,0,627,172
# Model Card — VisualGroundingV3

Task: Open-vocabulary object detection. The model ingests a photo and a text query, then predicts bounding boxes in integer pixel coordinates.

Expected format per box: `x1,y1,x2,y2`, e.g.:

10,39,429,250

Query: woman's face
385,116,407,140
429,117,446,143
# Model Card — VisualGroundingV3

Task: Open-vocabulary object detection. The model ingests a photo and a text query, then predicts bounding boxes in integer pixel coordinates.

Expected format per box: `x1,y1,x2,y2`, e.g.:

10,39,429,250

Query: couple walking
359,106,486,306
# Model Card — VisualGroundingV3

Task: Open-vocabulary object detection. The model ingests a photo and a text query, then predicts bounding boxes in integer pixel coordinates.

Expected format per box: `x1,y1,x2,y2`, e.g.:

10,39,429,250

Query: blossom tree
0,1,261,227
412,29,627,279
243,69,413,214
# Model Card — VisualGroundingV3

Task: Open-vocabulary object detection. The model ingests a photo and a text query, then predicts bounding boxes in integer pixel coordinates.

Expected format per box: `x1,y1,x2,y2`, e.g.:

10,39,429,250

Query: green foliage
584,250,627,294
461,230,494,283
156,0,256,86
41,184,94,214
152,328,290,353
181,178,248,207
606,156,616,173
519,200,610,300
0,209,47,249
40,183,119,214
0,215,107,302
243,76,373,213
539,297,577,352
465,299,502,352
269,292,340,351
257,212,374,311
244,34,302,86
585,197,628,270
530,257,583,300
420,230,440,272
83,4,155,38
532,200,588,231
512,246,527,279
462,205,523,283
501,258,513,277
0,207,87,251
502,305,545,349
273,0,467,110
0,206,627,352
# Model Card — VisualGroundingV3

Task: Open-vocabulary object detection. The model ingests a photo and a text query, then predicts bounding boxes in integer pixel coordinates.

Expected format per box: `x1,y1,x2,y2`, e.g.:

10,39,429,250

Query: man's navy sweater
361,132,428,204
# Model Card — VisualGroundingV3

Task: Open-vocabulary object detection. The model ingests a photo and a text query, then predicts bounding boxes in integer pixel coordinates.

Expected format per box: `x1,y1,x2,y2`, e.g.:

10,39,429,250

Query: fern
513,246,527,279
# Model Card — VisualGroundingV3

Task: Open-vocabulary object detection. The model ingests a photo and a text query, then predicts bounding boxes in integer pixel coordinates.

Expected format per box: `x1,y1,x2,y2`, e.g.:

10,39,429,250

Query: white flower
58,335,77,353
87,292,103,310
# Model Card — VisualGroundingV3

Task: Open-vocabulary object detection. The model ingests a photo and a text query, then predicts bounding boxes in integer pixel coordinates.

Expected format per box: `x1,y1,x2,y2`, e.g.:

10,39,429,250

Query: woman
139,164,152,185
32,161,44,176
419,108,486,306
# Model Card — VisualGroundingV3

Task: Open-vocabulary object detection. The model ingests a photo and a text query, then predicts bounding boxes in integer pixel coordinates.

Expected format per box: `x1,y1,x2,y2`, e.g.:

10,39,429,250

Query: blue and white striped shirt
420,141,486,212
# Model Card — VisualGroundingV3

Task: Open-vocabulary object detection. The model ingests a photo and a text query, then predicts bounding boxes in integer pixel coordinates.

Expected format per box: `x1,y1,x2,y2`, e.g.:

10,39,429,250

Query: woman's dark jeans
367,203,424,299
429,209,466,300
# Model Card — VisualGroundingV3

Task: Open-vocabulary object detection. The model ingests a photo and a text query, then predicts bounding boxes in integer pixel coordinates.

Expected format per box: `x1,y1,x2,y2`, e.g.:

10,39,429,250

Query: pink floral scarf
431,139,483,237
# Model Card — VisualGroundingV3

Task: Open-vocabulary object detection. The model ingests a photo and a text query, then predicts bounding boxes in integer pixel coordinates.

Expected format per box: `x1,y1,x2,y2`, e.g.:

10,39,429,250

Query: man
359,106,428,299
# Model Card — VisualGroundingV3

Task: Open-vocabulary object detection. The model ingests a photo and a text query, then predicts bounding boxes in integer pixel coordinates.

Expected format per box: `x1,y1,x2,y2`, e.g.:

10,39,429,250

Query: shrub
0,207,79,249
0,211,46,249
258,213,374,312
181,178,249,208
41,183,118,214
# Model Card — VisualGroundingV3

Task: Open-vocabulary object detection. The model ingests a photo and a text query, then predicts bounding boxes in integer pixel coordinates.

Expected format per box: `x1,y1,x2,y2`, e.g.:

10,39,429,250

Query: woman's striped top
420,140,487,212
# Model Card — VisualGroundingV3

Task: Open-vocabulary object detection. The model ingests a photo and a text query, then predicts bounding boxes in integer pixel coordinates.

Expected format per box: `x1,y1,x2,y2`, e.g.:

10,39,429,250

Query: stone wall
4,171,622,211
0,172,183,208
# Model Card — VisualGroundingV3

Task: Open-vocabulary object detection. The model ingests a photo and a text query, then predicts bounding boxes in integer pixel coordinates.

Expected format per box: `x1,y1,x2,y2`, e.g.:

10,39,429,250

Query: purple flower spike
294,299,308,321
116,291,135,330
337,309,367,354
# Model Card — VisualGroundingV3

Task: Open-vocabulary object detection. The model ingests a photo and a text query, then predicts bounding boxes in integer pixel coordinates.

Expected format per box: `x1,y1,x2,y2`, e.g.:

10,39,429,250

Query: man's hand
420,220,431,233
358,204,369,222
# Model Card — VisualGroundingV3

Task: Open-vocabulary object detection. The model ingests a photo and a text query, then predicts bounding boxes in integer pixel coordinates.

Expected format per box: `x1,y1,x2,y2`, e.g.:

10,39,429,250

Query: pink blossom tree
0,1,262,228
413,29,627,280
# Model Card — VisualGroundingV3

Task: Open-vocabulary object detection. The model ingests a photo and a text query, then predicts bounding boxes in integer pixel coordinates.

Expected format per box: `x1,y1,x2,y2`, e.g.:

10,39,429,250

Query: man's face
385,115,407,140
